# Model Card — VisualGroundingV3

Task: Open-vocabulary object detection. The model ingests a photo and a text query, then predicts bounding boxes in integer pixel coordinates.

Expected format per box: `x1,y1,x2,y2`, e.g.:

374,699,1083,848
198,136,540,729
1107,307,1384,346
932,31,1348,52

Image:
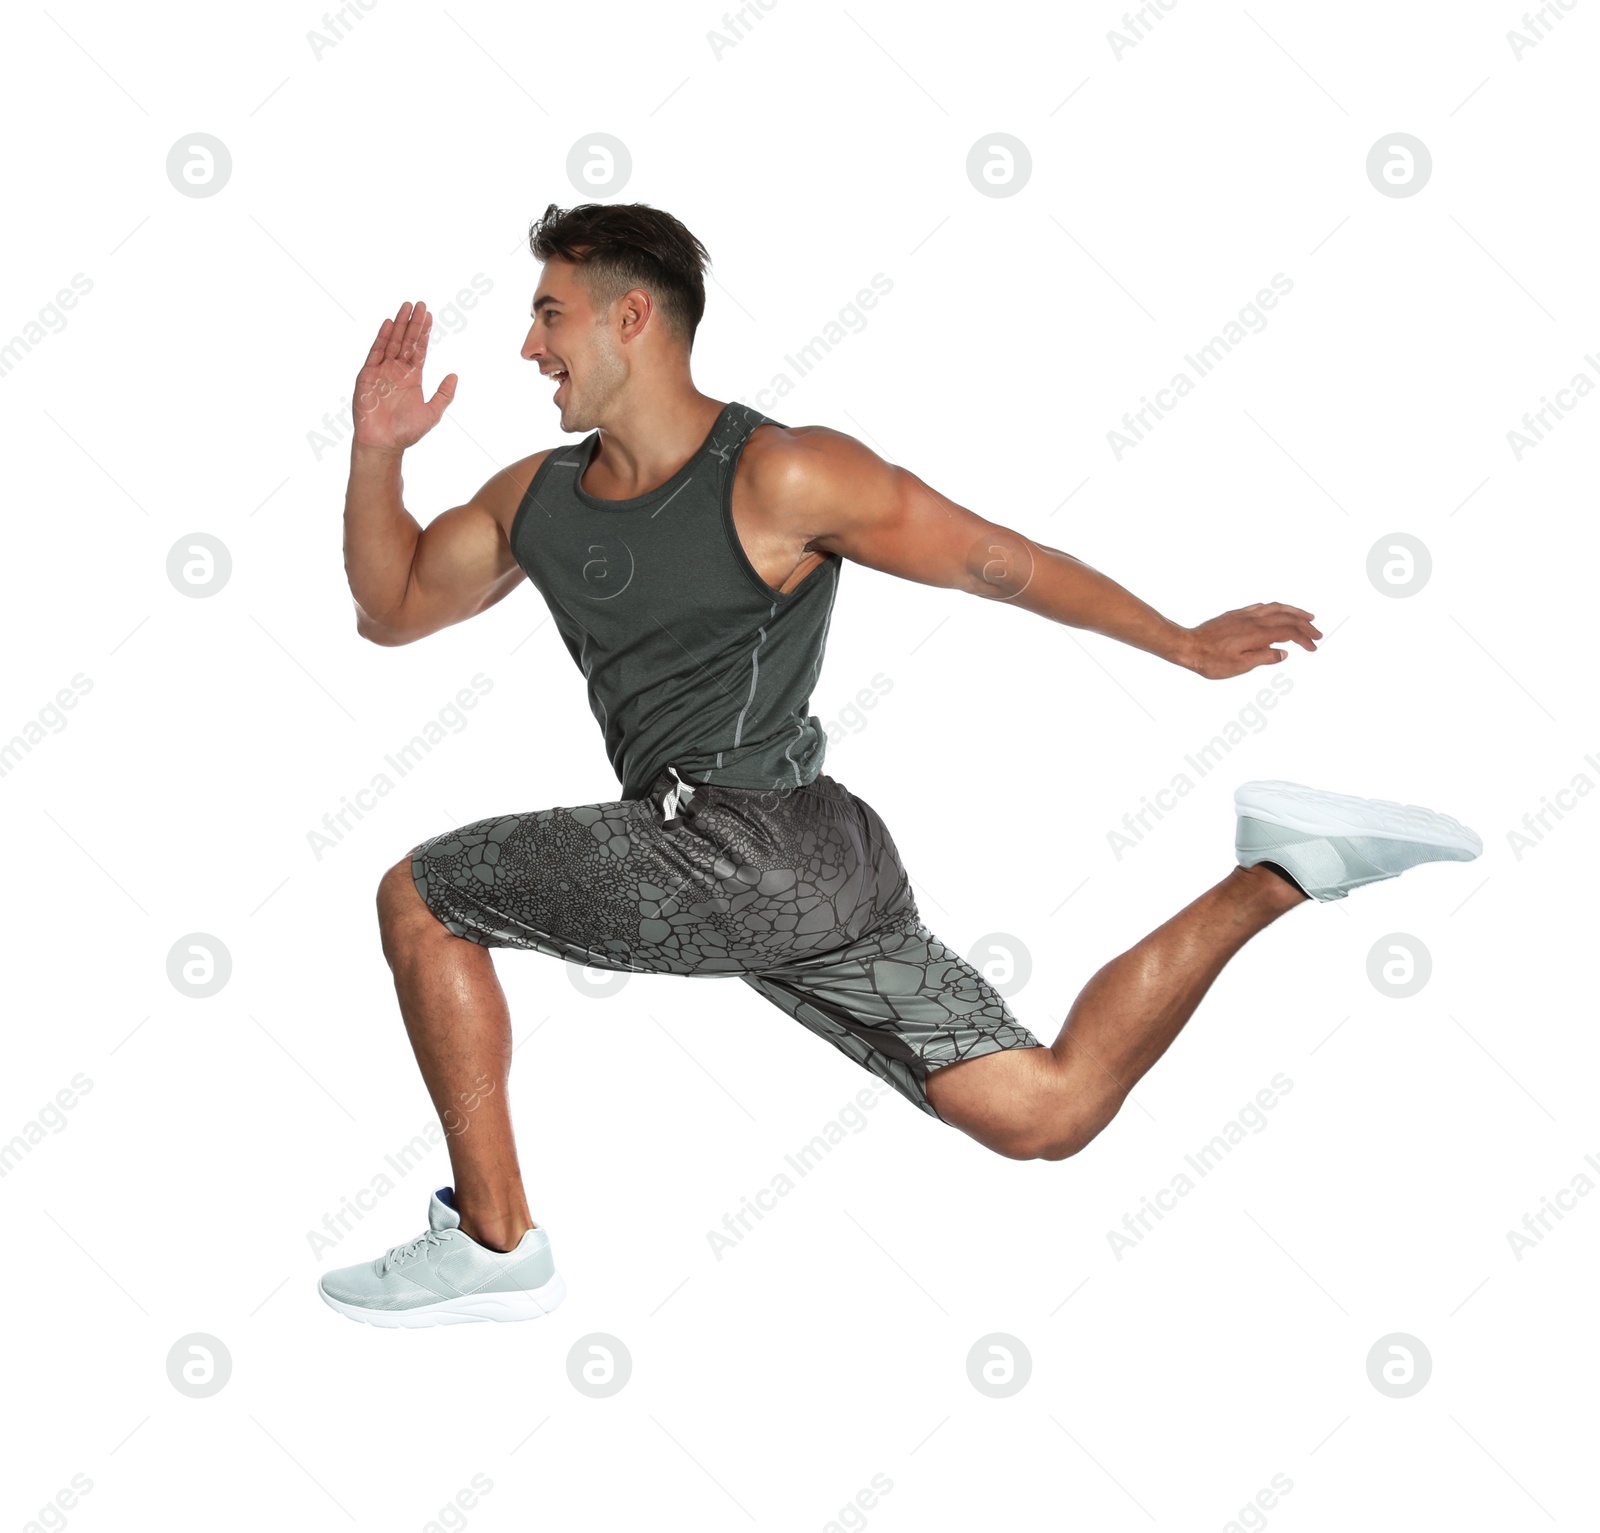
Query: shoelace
380,1228,452,1275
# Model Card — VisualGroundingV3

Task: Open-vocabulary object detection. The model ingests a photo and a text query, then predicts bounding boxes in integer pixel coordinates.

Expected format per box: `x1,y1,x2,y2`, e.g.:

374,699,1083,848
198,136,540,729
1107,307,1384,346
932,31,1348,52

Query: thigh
742,917,1046,1120
406,768,916,976
408,771,713,970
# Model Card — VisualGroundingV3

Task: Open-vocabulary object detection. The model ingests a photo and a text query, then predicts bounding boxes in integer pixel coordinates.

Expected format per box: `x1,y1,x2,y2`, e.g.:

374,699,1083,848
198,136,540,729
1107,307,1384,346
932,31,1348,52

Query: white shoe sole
1234,780,1482,856
319,1270,568,1329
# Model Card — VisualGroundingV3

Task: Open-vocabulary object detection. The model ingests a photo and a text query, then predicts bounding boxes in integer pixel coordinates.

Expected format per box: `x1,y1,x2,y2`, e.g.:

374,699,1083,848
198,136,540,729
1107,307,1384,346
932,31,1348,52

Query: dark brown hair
528,202,711,350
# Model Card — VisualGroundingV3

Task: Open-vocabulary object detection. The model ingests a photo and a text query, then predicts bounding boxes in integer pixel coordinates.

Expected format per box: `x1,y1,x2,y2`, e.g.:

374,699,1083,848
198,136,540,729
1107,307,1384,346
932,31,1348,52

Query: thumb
429,373,458,418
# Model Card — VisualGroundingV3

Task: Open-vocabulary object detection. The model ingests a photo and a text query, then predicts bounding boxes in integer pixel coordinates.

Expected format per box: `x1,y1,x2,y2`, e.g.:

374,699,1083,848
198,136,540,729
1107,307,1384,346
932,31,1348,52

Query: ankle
458,1212,534,1252
1236,861,1309,911
451,1187,535,1252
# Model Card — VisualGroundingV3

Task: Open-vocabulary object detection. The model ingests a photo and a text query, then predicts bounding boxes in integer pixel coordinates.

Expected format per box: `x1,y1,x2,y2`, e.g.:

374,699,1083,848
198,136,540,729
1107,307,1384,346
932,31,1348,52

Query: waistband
648,764,850,820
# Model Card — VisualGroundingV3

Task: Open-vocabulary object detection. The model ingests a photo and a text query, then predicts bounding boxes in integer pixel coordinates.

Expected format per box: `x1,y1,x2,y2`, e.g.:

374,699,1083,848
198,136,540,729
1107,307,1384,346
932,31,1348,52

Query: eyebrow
531,295,562,315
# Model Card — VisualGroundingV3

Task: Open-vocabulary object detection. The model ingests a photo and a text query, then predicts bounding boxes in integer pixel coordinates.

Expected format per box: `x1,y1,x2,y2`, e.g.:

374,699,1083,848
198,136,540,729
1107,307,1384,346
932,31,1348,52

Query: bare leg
925,864,1308,1159
376,857,534,1251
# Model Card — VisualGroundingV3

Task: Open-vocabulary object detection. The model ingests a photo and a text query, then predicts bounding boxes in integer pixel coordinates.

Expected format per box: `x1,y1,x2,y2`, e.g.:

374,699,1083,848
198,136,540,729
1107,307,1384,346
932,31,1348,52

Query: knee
376,854,430,953
990,1115,1099,1162
1031,1131,1091,1162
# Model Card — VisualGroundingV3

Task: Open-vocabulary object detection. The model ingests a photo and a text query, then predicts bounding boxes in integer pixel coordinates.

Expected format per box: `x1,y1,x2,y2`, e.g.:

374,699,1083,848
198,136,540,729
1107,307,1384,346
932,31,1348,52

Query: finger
1255,612,1318,640
363,317,394,369
383,301,413,362
1264,619,1319,651
1272,605,1319,634
399,300,428,365
413,309,434,365
428,373,458,418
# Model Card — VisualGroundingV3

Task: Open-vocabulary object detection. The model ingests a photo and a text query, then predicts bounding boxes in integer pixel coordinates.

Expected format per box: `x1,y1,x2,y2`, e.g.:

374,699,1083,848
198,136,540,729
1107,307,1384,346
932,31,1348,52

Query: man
321,202,1480,1327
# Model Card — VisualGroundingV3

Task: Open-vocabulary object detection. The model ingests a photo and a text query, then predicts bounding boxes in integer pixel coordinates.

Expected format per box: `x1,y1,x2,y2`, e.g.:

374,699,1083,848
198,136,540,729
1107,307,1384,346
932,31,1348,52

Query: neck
588,386,727,496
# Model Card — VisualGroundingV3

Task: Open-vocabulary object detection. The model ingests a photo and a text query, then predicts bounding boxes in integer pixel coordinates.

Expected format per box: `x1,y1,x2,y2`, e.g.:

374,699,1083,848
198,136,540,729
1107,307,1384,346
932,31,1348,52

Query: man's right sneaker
1234,780,1482,902
318,1186,567,1328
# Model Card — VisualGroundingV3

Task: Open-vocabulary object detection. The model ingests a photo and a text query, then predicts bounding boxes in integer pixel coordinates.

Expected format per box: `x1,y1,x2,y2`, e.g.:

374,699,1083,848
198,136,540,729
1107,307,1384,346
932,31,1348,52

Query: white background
3,1,1596,1529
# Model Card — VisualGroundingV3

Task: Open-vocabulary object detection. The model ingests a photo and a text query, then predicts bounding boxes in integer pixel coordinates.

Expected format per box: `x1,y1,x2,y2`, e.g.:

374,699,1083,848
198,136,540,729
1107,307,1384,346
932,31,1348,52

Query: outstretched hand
351,300,458,451
1182,602,1321,679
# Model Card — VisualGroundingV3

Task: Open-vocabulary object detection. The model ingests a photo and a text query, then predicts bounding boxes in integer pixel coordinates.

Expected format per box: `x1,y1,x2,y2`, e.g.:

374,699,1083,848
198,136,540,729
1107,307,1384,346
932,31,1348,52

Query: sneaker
317,1186,567,1328
1234,780,1482,902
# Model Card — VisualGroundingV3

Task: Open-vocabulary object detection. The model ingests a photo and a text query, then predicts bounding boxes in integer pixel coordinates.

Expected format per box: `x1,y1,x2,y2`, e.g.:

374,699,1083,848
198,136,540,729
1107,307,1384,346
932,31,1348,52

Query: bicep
392,458,538,641
800,434,1027,596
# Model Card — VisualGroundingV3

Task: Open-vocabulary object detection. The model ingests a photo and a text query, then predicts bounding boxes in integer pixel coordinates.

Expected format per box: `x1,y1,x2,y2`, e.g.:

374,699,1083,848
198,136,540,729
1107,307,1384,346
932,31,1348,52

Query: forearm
970,534,1195,669
343,442,422,633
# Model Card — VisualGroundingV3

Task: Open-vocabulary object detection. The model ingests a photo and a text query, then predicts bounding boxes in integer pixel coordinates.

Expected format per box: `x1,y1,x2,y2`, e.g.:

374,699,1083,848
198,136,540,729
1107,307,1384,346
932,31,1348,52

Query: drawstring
661,766,696,823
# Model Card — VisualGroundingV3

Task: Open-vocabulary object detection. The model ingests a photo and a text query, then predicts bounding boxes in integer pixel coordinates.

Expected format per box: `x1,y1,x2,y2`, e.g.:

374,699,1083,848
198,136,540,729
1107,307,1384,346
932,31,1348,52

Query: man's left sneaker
1234,779,1482,902
317,1186,567,1328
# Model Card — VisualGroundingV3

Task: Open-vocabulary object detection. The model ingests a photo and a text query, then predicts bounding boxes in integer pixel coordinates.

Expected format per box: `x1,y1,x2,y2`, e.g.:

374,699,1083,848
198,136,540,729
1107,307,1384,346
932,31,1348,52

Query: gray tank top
509,401,841,800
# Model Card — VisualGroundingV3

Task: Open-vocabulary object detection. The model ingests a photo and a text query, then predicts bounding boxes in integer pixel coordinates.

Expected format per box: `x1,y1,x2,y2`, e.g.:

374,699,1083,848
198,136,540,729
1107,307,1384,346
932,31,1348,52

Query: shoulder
476,448,563,537
741,422,895,510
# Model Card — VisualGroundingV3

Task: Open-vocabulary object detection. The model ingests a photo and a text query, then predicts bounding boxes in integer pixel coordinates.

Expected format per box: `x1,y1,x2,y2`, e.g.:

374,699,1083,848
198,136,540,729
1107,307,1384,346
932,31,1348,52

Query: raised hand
352,300,458,451
1182,602,1322,679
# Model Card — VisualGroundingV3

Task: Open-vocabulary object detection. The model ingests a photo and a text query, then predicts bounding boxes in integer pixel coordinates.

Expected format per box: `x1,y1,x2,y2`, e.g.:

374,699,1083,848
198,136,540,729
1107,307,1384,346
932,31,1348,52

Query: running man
321,202,1481,1326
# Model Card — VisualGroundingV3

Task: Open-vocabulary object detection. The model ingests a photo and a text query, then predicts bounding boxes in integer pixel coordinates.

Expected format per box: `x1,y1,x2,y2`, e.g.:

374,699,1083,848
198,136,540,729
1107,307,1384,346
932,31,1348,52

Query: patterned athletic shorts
407,767,1044,1120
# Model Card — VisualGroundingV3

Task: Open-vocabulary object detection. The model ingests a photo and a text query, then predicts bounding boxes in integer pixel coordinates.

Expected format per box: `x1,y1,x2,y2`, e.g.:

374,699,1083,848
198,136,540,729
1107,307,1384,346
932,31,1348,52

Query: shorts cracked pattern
408,768,1043,1118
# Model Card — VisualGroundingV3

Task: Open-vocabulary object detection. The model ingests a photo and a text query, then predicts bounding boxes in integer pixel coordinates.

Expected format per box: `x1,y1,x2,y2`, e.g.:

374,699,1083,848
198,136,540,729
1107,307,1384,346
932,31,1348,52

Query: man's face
521,258,627,432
